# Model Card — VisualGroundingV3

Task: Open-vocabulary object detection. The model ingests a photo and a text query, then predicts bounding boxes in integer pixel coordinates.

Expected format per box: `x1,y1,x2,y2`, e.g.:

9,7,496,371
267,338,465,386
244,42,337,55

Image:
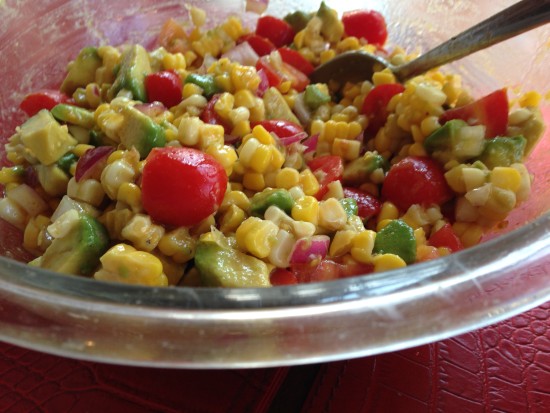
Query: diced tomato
255,15,295,48
439,89,508,138
343,187,381,220
158,18,188,53
252,119,304,138
362,83,405,136
342,10,388,46
278,47,314,76
307,155,344,200
428,223,464,252
238,34,276,56
200,93,232,134
256,53,310,92
141,147,227,227
381,156,453,211
19,90,71,117
144,70,182,108
339,261,374,278
291,259,373,283
270,268,298,285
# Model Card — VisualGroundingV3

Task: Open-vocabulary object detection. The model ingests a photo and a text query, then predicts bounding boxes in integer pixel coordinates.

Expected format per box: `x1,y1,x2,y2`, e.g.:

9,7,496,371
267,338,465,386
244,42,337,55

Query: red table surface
1,301,549,413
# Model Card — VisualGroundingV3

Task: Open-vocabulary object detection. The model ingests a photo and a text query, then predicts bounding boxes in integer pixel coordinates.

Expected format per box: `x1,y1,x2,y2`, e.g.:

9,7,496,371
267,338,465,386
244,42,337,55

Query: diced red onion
256,68,269,97
289,235,330,265
75,146,115,182
245,0,269,14
224,134,242,145
135,101,167,118
302,133,319,153
221,41,260,66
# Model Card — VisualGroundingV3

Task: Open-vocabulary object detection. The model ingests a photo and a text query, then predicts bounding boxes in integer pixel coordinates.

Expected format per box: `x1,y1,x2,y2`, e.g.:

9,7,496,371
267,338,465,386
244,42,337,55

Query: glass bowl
0,0,548,368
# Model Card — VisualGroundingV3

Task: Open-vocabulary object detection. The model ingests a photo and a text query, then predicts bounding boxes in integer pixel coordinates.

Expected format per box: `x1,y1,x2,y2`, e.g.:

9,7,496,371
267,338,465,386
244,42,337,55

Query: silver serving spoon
310,0,550,85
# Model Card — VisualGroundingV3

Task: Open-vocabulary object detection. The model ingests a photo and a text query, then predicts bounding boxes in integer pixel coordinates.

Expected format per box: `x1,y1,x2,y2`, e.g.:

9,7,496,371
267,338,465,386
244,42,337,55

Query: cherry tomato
291,259,373,283
307,155,344,200
343,187,381,220
428,223,463,252
362,83,405,136
200,93,232,134
252,119,304,138
141,147,227,227
20,90,71,117
256,53,310,92
144,70,182,108
270,268,298,285
158,18,188,53
439,89,508,138
238,34,276,56
342,10,388,46
277,47,314,76
255,15,295,48
382,156,453,211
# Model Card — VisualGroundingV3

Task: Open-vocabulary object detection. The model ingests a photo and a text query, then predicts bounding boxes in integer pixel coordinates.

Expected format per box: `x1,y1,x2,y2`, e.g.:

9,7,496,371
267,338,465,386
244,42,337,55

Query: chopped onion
135,101,167,118
221,41,259,66
289,235,330,265
293,93,312,125
198,53,218,74
75,146,115,182
302,133,319,153
256,68,269,97
6,183,48,217
246,0,269,14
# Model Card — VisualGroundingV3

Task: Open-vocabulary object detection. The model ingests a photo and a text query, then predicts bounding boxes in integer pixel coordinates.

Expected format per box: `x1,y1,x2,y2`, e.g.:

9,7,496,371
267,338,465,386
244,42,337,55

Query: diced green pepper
304,85,331,110
51,104,95,129
477,136,527,169
185,73,221,98
339,198,358,217
373,219,416,264
250,188,295,217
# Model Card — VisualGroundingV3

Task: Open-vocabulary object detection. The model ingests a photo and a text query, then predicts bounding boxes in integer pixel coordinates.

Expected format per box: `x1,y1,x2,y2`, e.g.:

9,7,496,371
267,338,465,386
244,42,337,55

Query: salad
0,2,545,288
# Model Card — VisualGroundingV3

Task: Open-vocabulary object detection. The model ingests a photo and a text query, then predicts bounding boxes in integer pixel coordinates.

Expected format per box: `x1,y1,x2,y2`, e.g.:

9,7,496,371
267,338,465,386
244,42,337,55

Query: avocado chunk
250,188,295,217
263,87,300,124
424,119,485,163
194,240,271,287
342,152,387,185
109,45,151,102
476,136,526,169
118,104,166,159
40,212,109,276
19,110,77,166
373,219,416,264
304,85,331,110
317,2,344,43
185,73,221,98
51,104,95,129
61,47,102,95
57,152,79,174
339,198,358,217
284,10,314,32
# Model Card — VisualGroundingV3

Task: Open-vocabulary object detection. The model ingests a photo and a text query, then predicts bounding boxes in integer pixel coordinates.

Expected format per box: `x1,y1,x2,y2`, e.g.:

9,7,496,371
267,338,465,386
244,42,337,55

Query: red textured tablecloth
2,301,549,413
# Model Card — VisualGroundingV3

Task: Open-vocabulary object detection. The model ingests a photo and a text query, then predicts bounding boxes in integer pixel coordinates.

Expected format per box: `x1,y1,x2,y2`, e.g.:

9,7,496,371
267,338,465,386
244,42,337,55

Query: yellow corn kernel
117,182,142,212
243,171,266,191
278,80,292,94
409,142,428,157
377,218,393,231
372,69,396,86
378,202,399,222
337,36,360,52
332,138,361,160
294,30,306,48
231,64,260,91
276,167,300,189
291,195,319,225
235,217,278,258
157,227,196,264
0,167,24,185
519,91,541,108
199,124,225,149
220,190,251,213
206,144,238,176
222,16,245,40
414,227,427,246
330,230,357,257
269,146,285,171
318,198,347,231
162,52,187,71
319,49,336,64
121,214,165,252
372,253,407,272
252,125,274,145
310,119,325,137
299,169,320,196
183,83,203,98
72,144,95,157
233,89,256,108
23,215,50,252
350,230,376,264
214,92,235,118
231,120,251,137
249,97,266,122
490,167,522,192
453,222,484,247
219,204,246,233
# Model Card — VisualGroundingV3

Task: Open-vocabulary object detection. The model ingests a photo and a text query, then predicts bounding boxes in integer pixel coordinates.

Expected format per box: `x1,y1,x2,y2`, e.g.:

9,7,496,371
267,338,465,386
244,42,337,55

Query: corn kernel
519,91,541,108
490,167,522,192
292,195,319,225
299,169,320,196
243,171,266,191
318,198,347,231
372,69,396,86
330,230,357,257
350,230,376,264
276,167,300,189
235,217,278,258
219,204,246,233
372,253,406,272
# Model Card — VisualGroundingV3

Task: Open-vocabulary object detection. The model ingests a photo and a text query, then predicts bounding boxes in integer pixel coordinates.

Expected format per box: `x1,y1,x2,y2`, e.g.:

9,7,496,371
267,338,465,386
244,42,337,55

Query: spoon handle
394,0,550,81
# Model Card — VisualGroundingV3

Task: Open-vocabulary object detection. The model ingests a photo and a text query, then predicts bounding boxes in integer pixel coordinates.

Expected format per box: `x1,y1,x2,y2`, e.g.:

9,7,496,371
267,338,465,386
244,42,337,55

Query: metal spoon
310,0,550,85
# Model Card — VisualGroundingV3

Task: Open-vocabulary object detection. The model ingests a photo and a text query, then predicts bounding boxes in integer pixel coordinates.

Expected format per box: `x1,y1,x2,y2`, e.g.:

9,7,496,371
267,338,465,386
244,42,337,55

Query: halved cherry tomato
382,156,453,211
238,34,276,56
278,47,314,76
20,90,71,117
144,70,182,108
270,268,298,285
252,119,304,138
362,83,405,136
200,93,232,134
256,53,310,92
141,147,227,227
255,15,295,48
343,187,381,220
307,155,344,200
439,89,508,138
428,223,463,252
342,10,388,46
291,259,373,283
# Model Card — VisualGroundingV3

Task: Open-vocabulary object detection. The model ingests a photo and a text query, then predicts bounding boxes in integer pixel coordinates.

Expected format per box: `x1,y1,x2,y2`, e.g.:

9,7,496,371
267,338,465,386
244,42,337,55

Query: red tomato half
20,90,71,117
342,10,388,46
252,119,304,138
382,156,453,211
278,47,314,76
307,155,344,200
362,83,405,136
144,70,183,108
238,34,276,56
439,89,508,138
343,187,381,220
141,147,227,227
428,223,464,252
256,15,295,48
270,268,298,285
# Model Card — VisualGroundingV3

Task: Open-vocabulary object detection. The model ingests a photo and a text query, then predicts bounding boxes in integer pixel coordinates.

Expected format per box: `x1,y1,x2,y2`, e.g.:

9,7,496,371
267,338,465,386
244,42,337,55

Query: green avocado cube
118,105,166,159
477,136,527,169
109,44,152,102
373,219,416,264
250,188,295,217
51,104,95,129
61,47,102,95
